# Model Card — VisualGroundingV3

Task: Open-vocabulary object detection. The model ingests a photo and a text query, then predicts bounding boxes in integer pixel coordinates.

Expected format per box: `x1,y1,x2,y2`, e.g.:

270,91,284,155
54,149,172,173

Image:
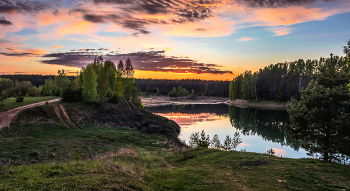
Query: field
0,119,349,190
0,96,59,112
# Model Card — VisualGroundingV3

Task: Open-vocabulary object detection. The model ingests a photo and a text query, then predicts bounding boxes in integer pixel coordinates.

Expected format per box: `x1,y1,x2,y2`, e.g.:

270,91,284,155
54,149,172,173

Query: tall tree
125,58,134,78
287,54,350,161
82,65,99,103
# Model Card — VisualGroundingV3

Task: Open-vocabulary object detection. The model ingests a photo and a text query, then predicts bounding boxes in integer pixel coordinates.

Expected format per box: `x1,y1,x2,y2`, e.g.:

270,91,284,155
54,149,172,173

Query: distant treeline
0,74,75,87
136,79,230,97
229,56,349,102
0,75,230,97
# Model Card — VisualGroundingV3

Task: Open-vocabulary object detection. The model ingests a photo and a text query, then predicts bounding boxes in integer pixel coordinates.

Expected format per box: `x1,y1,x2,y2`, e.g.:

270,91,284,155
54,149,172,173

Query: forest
0,56,142,107
229,56,349,102
0,75,230,98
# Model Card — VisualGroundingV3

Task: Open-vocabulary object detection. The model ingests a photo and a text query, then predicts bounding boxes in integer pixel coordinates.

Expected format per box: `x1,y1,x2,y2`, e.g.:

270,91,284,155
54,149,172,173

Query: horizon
0,0,350,80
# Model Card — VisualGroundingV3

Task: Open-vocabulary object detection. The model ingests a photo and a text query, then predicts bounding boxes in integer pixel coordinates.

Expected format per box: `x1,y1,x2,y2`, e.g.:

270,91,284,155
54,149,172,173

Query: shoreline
141,96,287,110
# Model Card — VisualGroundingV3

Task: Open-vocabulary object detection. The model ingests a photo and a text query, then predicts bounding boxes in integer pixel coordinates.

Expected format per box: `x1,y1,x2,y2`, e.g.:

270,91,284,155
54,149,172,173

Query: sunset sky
0,0,349,80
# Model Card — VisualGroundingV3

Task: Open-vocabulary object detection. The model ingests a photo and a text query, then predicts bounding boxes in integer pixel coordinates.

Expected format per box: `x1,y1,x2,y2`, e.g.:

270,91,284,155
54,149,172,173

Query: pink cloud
237,37,254,41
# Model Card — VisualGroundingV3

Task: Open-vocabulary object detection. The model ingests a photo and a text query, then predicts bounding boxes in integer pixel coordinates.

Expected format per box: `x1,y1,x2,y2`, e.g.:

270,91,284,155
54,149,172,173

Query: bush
15,92,24,102
108,95,120,103
62,88,83,103
189,130,210,148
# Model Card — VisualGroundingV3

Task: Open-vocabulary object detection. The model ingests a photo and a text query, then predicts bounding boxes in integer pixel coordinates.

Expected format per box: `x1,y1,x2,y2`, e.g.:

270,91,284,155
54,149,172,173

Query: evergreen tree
55,69,70,91
82,65,99,103
125,58,134,78
117,60,124,78
287,54,350,161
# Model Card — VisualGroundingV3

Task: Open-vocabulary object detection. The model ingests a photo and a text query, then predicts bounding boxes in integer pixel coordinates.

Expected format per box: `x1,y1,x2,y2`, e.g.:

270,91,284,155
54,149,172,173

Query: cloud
254,6,337,26
52,46,63,49
269,26,293,36
236,0,336,8
237,37,254,41
0,52,37,57
0,17,12,26
40,50,233,74
0,0,51,14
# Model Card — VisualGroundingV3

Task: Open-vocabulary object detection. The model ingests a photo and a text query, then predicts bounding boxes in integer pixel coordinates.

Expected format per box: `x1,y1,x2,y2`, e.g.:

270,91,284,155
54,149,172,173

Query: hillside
0,101,349,190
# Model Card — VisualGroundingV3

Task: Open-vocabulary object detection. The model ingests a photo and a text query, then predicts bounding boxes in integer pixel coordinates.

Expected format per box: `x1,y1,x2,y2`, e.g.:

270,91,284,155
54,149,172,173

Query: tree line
0,56,142,107
229,56,349,102
136,79,230,97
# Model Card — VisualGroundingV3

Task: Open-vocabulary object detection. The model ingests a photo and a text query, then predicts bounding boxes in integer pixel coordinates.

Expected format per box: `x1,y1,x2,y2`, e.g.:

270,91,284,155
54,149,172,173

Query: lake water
145,104,308,159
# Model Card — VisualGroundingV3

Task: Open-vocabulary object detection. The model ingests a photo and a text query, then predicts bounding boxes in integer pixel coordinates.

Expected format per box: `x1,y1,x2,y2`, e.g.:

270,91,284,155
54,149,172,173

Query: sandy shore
141,96,229,107
141,96,287,110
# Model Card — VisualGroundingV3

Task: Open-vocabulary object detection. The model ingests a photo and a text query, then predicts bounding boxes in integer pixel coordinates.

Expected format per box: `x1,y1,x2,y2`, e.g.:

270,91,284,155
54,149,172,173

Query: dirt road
0,99,61,130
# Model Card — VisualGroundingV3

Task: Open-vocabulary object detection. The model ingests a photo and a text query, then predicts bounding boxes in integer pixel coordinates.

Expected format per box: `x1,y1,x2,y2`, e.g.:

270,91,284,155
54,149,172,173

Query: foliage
222,135,232,151
189,130,210,148
82,65,99,103
266,148,275,155
287,54,350,161
211,134,222,149
231,132,242,150
55,69,71,92
62,87,83,103
137,79,230,97
15,91,24,102
189,130,242,151
188,89,197,99
230,55,349,102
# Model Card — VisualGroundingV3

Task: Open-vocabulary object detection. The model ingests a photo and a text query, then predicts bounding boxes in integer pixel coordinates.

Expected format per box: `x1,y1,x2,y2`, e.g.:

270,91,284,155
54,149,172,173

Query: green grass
245,100,287,110
0,96,59,112
0,122,349,190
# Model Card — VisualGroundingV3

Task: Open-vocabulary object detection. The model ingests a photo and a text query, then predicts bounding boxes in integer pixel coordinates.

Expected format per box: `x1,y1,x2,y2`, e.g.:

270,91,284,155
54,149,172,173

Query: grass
0,121,349,190
0,96,59,112
245,100,287,110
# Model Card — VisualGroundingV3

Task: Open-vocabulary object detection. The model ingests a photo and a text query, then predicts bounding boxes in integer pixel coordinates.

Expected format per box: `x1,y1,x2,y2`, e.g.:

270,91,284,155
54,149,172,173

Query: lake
145,104,308,159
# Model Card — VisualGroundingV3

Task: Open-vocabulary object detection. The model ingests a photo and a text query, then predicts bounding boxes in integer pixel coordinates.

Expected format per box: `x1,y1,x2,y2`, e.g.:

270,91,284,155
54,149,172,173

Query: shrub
266,148,275,155
62,88,83,103
108,95,120,103
189,130,210,148
15,91,24,102
211,134,222,149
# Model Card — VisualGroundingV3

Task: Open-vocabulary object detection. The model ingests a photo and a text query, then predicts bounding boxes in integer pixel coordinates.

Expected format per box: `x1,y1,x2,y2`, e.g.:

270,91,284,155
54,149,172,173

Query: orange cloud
270,27,293,36
162,17,236,37
255,6,337,26
237,37,253,41
52,46,63,49
272,148,288,156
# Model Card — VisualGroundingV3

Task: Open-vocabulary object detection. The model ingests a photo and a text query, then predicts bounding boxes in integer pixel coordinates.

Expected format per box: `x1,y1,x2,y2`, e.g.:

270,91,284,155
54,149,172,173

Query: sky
0,0,350,80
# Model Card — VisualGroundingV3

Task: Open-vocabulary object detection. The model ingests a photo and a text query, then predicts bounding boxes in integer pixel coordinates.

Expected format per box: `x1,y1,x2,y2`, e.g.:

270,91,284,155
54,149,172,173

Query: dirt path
59,105,78,128
154,151,177,169
0,99,61,130
54,105,70,128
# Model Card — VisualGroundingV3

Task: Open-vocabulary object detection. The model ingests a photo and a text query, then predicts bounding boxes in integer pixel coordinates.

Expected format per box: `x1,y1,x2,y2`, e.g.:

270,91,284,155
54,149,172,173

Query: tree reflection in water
145,104,303,151
228,106,303,151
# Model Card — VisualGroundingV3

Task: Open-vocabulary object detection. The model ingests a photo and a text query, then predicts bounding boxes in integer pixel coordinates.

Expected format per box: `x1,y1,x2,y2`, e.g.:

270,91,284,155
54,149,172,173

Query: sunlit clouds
0,0,349,78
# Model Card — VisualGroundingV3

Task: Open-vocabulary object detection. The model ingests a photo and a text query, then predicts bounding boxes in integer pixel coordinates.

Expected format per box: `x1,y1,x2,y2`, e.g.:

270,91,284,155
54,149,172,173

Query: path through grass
0,96,59,112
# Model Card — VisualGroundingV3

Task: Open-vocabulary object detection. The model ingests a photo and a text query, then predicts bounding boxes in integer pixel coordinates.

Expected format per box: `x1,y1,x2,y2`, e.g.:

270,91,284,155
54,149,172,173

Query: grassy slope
245,100,287,110
0,96,59,112
0,103,349,190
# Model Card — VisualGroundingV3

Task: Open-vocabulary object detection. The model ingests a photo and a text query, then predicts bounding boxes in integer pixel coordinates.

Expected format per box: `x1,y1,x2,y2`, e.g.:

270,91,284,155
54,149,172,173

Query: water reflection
145,104,307,158
228,106,302,151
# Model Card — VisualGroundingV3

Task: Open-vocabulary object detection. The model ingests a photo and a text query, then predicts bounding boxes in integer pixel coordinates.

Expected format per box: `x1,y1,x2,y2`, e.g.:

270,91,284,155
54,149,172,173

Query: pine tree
117,60,124,78
125,58,134,78
82,65,99,103
287,54,350,161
